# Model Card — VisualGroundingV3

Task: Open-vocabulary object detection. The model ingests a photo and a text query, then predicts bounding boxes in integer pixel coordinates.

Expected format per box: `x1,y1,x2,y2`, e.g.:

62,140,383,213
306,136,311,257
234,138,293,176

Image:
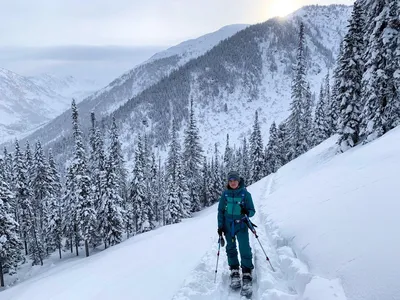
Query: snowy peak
0,69,102,143
78,23,249,117
148,24,249,64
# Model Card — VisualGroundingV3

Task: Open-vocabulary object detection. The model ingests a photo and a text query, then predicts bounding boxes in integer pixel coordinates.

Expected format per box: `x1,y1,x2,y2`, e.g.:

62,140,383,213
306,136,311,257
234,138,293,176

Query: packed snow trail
171,175,299,300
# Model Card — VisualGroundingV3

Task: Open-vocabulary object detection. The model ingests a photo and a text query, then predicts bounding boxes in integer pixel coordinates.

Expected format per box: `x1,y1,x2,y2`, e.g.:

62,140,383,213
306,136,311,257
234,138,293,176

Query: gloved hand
217,228,224,236
241,206,249,216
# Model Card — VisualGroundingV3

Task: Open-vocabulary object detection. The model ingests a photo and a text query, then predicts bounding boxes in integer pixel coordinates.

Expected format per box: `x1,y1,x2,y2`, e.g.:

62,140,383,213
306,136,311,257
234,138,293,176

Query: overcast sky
0,0,354,84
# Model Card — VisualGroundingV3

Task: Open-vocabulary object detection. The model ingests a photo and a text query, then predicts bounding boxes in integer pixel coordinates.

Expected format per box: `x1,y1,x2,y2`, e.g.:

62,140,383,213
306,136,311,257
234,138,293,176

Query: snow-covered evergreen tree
276,122,288,168
286,22,310,160
336,1,366,152
182,99,203,212
31,141,51,256
223,134,234,175
0,157,22,286
250,111,264,183
330,41,345,136
360,0,400,141
200,157,212,207
165,177,181,225
241,137,251,182
46,149,63,259
210,144,223,204
98,152,124,248
89,112,105,227
68,99,96,257
166,120,181,182
313,84,329,145
129,135,149,233
303,83,313,150
176,158,191,218
265,122,280,174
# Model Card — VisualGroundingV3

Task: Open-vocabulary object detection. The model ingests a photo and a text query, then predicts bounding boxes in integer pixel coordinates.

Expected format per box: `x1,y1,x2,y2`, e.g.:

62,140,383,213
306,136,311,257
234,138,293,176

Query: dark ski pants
225,225,254,270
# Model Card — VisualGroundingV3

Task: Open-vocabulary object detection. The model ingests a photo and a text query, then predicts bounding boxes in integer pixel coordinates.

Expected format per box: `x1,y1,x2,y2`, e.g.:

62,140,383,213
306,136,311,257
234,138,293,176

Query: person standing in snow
217,170,255,291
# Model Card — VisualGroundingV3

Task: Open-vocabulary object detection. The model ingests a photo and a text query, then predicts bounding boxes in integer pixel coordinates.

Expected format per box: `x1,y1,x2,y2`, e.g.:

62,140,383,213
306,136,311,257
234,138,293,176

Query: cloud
0,45,165,84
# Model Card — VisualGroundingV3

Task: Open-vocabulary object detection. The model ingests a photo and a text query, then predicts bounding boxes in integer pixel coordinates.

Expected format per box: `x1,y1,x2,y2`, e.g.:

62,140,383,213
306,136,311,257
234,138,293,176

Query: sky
0,0,354,84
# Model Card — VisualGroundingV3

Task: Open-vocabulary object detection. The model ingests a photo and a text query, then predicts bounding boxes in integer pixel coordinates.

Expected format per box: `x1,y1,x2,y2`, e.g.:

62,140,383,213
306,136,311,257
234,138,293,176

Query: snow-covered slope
0,70,100,143
2,125,399,299
259,128,400,300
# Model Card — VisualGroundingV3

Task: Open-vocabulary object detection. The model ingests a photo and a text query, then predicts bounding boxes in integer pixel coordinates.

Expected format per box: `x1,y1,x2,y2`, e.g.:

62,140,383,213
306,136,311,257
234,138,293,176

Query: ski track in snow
171,175,300,300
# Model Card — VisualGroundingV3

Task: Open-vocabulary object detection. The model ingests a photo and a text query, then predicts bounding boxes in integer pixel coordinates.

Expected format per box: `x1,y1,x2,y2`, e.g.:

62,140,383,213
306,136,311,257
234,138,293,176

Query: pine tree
276,122,288,167
241,137,251,182
303,83,313,150
46,149,63,259
182,99,203,212
68,99,96,257
265,122,280,174
250,111,264,183
98,152,124,248
287,22,310,160
361,0,400,140
313,84,329,145
331,41,345,136
166,120,181,183
165,177,181,224
31,141,52,257
211,144,223,205
129,135,149,233
176,158,191,218
89,112,105,241
0,157,22,286
200,157,212,207
223,134,234,174
336,2,366,152
148,152,158,227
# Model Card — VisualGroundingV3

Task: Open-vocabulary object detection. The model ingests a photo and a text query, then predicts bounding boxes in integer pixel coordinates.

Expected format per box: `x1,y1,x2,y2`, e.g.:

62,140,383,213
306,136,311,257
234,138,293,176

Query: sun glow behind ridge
268,0,298,18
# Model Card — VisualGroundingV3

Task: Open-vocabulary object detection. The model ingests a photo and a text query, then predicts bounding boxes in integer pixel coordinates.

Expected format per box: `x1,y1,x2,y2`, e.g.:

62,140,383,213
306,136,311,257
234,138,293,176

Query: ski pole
243,215,275,272
214,236,222,283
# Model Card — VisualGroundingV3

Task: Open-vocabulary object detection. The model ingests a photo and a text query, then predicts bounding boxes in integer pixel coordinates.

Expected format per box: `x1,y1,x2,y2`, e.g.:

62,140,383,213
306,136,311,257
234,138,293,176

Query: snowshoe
229,268,241,290
240,272,252,298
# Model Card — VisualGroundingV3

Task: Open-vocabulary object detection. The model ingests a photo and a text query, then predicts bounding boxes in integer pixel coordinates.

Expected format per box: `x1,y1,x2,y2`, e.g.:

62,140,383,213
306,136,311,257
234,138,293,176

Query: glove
217,228,224,236
241,206,249,216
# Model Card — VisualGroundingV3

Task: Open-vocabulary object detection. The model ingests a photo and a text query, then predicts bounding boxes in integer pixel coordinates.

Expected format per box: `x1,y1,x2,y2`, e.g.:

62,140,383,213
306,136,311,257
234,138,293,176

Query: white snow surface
2,127,400,299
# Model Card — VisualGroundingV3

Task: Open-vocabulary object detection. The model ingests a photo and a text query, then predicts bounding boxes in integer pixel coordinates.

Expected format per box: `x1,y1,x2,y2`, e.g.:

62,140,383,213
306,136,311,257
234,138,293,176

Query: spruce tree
287,22,310,160
69,99,96,256
98,153,124,247
250,111,264,183
336,1,366,152
182,100,203,212
129,135,149,233
0,158,22,286
313,84,329,145
46,149,63,259
361,0,400,140
265,122,279,174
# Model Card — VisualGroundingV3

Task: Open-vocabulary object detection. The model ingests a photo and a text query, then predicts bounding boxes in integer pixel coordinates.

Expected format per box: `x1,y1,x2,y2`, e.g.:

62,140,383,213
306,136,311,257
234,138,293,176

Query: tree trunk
0,261,4,287
85,241,89,257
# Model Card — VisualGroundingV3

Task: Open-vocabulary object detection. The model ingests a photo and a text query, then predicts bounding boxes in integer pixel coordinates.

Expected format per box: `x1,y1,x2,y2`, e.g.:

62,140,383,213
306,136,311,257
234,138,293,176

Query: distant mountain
0,70,100,143
10,5,352,167
77,24,249,117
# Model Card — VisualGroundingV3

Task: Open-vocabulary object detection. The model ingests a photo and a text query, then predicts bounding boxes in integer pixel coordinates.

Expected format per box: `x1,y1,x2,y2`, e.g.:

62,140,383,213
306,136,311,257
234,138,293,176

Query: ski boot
240,270,252,298
229,267,241,290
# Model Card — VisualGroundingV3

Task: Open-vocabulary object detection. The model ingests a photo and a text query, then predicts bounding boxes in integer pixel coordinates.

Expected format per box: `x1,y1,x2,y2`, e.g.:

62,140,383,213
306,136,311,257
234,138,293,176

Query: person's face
228,179,239,189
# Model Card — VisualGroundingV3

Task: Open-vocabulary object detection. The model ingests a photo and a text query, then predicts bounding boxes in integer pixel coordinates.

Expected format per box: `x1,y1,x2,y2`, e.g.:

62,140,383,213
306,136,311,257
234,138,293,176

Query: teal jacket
217,178,255,229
